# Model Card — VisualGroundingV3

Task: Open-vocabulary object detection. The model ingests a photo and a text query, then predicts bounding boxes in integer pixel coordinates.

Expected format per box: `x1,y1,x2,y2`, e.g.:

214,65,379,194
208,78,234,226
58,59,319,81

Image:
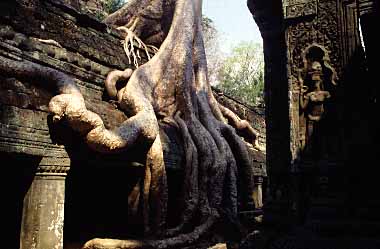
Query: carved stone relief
284,0,317,19
297,44,338,164
285,0,344,167
285,0,341,82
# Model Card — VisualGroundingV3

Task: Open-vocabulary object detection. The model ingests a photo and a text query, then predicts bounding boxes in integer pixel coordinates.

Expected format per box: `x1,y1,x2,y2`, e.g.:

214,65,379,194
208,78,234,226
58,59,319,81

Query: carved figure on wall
300,61,330,159
298,44,338,162
0,0,262,248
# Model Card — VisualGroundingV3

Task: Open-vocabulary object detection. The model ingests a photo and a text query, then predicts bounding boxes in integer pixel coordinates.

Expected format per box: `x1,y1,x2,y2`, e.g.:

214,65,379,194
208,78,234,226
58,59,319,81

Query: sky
203,0,262,52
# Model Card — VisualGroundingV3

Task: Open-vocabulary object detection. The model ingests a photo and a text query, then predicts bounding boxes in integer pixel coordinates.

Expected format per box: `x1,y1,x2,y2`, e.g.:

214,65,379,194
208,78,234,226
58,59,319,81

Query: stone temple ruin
0,0,378,248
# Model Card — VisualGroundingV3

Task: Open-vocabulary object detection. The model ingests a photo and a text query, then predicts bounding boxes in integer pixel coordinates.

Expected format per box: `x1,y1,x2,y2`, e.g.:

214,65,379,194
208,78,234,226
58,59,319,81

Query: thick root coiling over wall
0,57,159,154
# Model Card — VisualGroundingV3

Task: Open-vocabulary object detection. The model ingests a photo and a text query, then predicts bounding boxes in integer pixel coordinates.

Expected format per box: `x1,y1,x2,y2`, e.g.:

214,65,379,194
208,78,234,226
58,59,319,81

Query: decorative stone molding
284,0,317,19
36,157,71,176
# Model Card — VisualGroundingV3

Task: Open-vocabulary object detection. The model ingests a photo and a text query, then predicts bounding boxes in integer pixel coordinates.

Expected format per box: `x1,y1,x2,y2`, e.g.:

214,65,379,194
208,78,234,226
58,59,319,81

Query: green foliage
103,0,125,14
201,18,264,107
216,41,264,106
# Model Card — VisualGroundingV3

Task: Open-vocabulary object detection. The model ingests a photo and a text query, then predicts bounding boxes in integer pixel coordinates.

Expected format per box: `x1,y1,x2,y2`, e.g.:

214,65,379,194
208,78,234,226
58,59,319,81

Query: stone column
20,157,70,249
253,176,264,210
248,0,291,194
252,176,264,223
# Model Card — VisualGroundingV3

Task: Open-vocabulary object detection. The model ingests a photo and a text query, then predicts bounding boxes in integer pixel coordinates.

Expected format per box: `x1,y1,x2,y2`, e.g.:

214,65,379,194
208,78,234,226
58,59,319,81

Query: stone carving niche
297,43,339,165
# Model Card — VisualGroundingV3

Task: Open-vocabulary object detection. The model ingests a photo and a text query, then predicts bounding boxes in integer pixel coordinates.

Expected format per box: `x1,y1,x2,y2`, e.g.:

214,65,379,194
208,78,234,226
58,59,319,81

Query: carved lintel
284,1,317,20
36,156,70,176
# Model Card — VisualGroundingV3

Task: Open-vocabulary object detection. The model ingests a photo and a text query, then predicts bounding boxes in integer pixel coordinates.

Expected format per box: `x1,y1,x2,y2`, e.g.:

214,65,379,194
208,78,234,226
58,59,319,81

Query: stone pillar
20,157,70,249
248,0,291,190
252,176,264,223
252,176,264,210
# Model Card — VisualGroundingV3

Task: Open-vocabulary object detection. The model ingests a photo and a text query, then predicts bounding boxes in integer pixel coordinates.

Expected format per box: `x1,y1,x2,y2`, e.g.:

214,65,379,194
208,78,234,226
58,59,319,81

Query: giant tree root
78,0,259,248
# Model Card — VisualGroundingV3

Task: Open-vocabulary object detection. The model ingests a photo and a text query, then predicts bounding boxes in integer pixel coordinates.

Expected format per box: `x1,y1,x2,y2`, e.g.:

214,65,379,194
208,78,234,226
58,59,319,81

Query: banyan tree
1,0,263,248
